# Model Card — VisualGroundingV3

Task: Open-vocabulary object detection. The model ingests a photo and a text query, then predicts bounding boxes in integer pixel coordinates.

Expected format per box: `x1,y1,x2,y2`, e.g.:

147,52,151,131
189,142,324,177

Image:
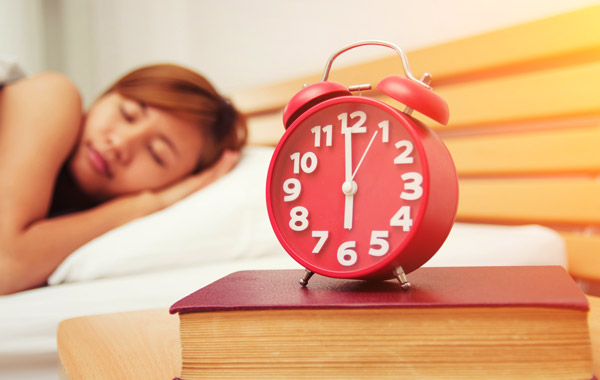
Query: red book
171,266,594,379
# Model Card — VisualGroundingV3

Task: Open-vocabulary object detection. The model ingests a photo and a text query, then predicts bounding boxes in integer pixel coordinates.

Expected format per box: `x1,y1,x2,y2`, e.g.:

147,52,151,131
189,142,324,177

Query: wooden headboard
231,6,600,286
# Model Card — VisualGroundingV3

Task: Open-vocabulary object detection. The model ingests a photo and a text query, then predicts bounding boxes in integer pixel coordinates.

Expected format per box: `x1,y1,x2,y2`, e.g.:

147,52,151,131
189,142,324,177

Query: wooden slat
248,94,600,151
231,5,600,115
444,124,600,177
562,232,600,282
371,60,600,129
457,178,600,227
437,61,600,128
406,4,600,85
247,112,284,146
244,49,600,139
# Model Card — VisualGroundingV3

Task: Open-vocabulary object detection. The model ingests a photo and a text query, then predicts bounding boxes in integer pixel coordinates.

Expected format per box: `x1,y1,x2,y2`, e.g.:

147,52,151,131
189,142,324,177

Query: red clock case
283,81,351,128
267,94,458,281
267,41,458,285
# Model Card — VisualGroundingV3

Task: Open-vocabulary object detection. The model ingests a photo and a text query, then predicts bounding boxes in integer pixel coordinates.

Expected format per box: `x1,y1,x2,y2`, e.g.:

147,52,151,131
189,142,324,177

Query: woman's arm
0,73,239,294
1,153,238,294
0,72,84,294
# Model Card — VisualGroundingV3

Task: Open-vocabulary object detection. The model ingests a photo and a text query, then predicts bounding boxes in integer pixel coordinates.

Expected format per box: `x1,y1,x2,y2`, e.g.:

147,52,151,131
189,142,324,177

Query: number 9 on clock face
266,96,458,280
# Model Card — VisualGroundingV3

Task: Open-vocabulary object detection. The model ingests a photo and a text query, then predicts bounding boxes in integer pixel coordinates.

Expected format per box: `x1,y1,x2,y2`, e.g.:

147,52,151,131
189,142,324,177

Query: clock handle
320,40,431,90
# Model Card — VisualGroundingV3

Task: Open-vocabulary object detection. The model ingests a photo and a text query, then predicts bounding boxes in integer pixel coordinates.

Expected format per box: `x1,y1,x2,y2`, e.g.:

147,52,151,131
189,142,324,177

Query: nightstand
58,297,600,379
57,308,180,379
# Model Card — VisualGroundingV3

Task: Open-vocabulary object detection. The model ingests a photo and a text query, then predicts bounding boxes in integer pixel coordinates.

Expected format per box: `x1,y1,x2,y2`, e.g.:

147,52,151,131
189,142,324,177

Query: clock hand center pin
342,181,358,195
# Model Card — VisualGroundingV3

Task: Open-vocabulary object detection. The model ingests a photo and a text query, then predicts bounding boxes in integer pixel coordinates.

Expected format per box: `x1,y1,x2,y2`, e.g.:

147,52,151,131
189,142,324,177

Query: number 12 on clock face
266,98,431,279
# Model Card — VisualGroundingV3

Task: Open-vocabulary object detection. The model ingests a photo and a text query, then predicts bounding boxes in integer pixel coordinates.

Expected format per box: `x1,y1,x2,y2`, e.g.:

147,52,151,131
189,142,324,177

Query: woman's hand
151,150,242,210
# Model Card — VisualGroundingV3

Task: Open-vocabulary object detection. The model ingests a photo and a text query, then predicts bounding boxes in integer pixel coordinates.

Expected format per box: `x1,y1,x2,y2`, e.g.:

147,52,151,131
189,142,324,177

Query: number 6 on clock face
267,95,458,281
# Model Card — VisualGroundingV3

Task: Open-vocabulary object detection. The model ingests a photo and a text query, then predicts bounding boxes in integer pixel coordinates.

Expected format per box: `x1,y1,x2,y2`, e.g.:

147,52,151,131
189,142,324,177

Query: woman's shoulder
37,71,79,91
2,71,83,144
0,72,85,227
12,71,82,112
0,72,84,183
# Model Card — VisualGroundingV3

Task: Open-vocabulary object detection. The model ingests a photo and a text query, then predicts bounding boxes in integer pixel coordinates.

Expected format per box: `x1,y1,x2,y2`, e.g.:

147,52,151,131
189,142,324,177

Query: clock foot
393,266,411,291
299,269,315,287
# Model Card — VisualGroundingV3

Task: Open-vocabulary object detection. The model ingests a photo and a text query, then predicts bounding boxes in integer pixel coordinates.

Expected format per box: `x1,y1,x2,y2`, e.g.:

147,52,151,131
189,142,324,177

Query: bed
1,5,599,380
0,148,566,380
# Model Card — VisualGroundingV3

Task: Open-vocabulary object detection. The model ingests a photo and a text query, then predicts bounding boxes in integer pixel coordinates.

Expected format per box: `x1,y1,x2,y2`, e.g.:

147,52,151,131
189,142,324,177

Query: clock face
267,96,433,279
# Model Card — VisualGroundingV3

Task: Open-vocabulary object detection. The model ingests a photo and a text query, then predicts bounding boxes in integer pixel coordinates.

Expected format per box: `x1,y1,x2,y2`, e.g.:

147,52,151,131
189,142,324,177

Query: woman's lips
87,144,113,178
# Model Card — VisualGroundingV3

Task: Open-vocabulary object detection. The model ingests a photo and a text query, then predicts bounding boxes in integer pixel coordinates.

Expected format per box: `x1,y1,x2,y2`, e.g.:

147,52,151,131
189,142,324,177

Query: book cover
170,266,589,314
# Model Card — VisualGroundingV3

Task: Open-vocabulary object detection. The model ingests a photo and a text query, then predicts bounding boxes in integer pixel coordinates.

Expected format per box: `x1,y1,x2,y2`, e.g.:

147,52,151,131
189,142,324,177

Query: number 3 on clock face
267,96,456,280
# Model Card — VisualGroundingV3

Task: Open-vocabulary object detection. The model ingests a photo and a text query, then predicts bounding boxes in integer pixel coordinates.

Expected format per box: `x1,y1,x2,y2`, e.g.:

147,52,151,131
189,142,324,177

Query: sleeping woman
0,64,247,294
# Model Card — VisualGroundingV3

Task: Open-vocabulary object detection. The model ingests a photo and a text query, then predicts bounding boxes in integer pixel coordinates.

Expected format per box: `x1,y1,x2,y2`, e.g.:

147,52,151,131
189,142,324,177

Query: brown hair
103,64,247,171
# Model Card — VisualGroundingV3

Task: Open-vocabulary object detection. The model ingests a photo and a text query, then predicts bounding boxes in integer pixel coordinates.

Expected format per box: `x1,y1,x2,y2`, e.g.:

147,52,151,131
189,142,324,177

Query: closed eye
120,104,135,122
148,146,165,166
120,100,146,123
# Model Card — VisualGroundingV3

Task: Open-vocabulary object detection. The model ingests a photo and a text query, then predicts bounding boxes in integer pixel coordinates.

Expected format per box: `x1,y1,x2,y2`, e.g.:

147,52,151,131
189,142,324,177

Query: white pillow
49,145,567,285
425,223,567,268
48,147,285,284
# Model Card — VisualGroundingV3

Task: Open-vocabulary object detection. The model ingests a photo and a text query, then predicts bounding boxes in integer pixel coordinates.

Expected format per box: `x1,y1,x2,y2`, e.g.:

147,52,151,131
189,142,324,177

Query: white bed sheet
0,222,566,380
0,254,300,380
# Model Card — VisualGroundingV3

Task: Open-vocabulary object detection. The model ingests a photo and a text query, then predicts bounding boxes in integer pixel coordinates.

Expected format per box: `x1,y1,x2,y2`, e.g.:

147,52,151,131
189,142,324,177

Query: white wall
2,0,599,104
0,0,45,73
180,0,600,94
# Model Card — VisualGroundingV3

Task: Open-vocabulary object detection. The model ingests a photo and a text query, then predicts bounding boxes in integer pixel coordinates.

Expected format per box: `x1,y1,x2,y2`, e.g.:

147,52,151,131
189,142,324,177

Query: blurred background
1,0,599,106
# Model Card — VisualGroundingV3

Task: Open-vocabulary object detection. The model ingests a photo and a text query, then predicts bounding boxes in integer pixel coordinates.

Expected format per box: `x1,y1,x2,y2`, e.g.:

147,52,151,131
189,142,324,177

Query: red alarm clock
266,41,458,288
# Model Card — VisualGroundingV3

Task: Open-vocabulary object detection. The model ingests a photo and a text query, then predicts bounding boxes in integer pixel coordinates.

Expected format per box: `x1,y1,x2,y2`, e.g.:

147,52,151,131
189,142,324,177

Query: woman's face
69,92,206,201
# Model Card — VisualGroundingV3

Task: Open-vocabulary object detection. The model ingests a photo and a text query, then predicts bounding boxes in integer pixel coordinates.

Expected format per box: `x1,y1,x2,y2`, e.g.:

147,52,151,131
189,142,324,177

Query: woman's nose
105,124,148,164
